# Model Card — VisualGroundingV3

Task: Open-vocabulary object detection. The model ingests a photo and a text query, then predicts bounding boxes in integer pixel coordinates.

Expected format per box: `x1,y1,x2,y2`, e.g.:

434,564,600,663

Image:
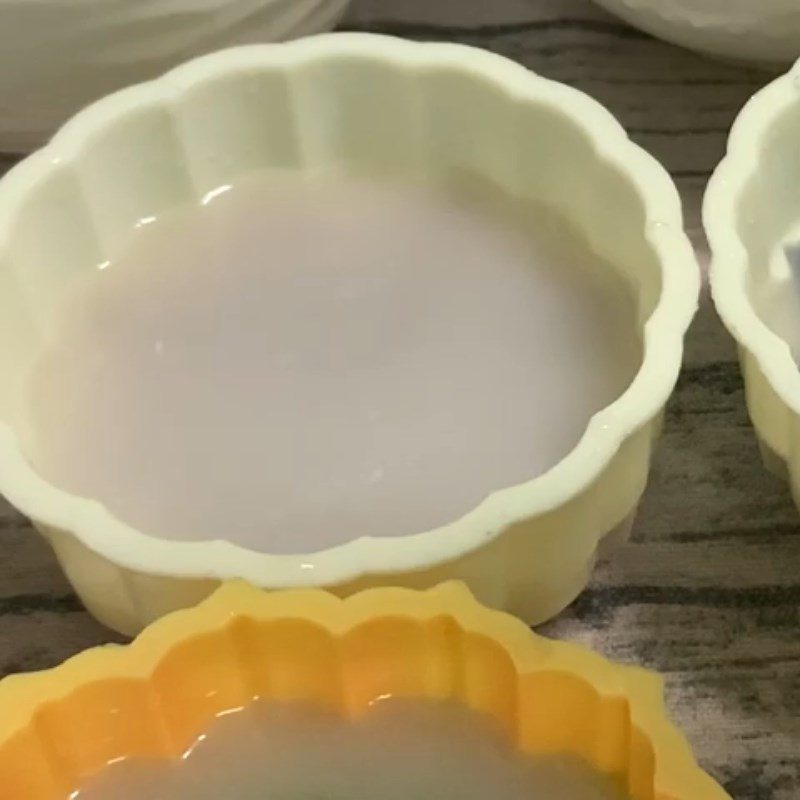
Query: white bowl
593,0,800,64
0,0,350,152
0,34,699,635
706,58,800,486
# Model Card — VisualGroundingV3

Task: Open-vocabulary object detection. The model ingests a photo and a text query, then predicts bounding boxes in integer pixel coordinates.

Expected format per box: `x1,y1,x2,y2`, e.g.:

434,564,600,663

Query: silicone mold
0,582,729,800
0,34,699,635
705,58,800,490
593,0,800,64
0,0,350,151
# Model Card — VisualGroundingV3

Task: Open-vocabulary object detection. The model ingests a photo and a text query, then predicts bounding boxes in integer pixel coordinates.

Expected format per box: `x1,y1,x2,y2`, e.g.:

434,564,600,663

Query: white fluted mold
593,0,800,64
706,58,800,504
0,35,698,635
0,0,350,151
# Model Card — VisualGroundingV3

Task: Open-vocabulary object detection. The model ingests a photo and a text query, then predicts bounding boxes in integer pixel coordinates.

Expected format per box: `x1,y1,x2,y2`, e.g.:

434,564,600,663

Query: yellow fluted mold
0,582,730,800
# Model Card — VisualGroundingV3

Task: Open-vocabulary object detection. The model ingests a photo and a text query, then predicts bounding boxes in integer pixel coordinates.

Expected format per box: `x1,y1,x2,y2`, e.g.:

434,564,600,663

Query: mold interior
0,55,660,549
74,695,628,800
733,99,800,360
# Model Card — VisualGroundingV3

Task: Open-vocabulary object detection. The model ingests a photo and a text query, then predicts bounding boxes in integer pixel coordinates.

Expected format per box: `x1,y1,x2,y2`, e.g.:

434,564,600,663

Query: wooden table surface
1,1,798,798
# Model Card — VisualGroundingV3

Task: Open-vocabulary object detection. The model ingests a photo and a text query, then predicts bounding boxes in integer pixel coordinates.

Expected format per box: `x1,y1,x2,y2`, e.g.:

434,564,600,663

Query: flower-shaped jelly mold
0,582,729,800
706,57,800,496
0,34,699,634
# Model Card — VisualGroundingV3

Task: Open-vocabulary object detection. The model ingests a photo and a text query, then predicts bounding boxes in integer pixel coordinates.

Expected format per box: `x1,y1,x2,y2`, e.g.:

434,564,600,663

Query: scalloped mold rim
0,34,699,634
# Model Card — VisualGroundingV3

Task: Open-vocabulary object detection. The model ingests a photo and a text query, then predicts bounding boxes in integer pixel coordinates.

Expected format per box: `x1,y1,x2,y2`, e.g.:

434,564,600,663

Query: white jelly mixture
22,175,639,553
74,698,628,800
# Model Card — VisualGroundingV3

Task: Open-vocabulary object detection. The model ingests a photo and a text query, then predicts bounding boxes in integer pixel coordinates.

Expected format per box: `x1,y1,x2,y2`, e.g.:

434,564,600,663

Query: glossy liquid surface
75,698,628,800
23,176,639,553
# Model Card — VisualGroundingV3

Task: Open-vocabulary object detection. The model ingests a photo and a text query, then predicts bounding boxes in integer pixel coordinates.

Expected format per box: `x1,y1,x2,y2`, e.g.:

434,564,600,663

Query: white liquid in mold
22,175,640,553
74,698,628,800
